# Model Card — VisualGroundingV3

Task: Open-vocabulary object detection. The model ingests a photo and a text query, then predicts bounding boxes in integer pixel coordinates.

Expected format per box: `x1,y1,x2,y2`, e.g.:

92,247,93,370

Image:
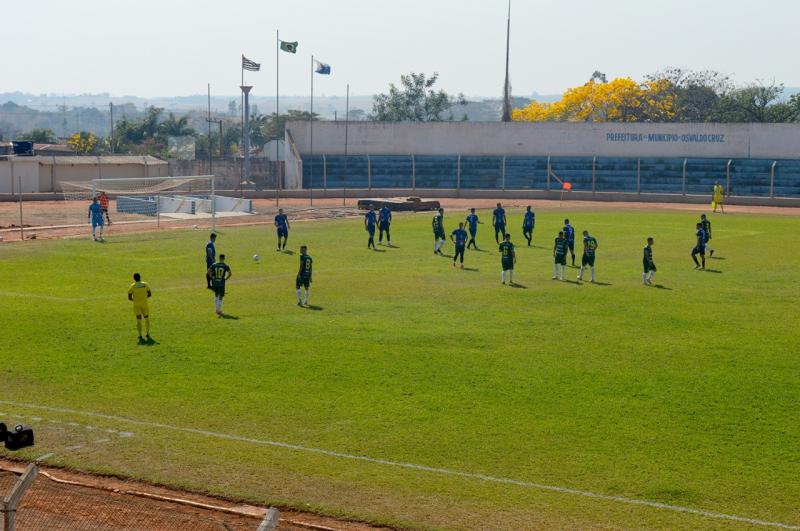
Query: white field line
1,401,797,529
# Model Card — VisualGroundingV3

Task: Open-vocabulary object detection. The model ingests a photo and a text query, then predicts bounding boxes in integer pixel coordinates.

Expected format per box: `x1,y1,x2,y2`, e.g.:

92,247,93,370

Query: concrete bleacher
301,154,800,198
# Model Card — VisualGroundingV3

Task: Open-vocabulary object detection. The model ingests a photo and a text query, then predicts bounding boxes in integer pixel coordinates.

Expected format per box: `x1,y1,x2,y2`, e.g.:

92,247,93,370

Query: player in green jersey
700,213,714,257
643,237,656,285
498,233,516,285
432,208,446,255
578,230,598,282
296,245,313,307
553,231,568,280
207,254,232,316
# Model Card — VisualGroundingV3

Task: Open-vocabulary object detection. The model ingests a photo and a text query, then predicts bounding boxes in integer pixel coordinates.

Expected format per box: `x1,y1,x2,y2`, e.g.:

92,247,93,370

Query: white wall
286,121,800,159
0,159,40,193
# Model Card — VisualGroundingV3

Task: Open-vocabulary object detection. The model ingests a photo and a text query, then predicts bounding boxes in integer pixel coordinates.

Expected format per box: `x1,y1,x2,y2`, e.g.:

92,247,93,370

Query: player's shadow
590,281,613,286
281,250,295,256
703,269,723,274
220,314,240,320
653,284,672,290
383,244,399,249
471,248,489,253
710,256,725,260
462,267,479,272
138,337,160,346
440,254,453,259
371,248,387,253
562,279,581,285
305,305,324,311
509,282,528,289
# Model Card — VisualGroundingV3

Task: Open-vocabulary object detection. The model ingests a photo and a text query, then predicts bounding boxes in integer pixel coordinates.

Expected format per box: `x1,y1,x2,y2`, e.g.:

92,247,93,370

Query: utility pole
109,102,115,153
501,0,513,122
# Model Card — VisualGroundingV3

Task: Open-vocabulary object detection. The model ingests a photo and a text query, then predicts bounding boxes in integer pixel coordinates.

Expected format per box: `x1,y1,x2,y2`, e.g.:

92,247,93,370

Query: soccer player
700,213,714,257
296,245,313,306
378,205,392,245
563,219,576,266
643,237,656,285
492,202,507,244
274,208,290,251
465,208,482,249
522,205,535,246
577,230,598,282
499,233,516,284
98,191,112,225
450,222,468,269
553,231,568,280
432,208,446,255
692,222,706,270
208,254,232,316
88,197,105,241
127,273,152,343
205,233,217,289
365,205,378,249
712,181,725,214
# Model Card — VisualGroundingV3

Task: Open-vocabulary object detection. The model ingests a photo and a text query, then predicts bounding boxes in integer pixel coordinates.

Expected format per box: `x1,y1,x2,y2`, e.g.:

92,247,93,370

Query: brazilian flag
280,41,298,53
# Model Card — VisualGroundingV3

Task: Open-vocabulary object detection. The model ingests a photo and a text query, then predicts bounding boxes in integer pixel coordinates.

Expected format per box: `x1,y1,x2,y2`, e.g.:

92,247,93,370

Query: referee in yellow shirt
128,273,152,343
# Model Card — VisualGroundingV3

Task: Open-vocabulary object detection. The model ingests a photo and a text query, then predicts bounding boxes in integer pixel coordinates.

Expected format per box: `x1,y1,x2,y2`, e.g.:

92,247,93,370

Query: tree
512,77,675,122
67,132,98,154
158,112,194,139
19,128,58,144
713,81,793,122
371,72,466,121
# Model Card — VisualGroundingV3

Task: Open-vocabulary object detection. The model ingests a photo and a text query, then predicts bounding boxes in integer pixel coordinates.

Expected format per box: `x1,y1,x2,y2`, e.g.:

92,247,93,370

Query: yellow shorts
133,303,149,317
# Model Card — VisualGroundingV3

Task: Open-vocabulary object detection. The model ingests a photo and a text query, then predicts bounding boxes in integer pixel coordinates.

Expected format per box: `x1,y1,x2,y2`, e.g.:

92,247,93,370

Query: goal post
60,175,252,232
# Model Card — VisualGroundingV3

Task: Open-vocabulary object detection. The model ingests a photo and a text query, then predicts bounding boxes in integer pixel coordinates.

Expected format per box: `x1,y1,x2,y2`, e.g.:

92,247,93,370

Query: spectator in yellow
712,181,725,213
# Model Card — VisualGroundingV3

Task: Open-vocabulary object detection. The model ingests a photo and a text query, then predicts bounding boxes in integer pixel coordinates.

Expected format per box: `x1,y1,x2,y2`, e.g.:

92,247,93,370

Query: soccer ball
253,254,260,262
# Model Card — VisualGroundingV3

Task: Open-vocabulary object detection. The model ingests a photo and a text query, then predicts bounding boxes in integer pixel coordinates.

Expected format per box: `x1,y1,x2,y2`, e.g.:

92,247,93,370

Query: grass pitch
1,205,799,529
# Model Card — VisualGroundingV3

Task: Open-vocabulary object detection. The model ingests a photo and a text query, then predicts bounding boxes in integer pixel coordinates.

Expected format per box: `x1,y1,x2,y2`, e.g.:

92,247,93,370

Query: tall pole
310,55,314,206
207,83,213,176
241,85,253,197
276,29,281,205
501,0,512,122
344,83,349,206
241,57,245,187
109,102,114,154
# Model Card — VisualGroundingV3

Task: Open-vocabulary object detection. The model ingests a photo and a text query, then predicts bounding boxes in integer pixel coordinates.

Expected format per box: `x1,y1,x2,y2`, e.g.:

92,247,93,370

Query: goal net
60,176,252,232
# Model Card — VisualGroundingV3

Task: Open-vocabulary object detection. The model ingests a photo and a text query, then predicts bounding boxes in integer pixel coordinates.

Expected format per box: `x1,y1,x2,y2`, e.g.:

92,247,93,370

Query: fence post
18,177,24,242
3,463,38,531
682,158,687,196
592,156,596,195
411,154,416,192
322,154,327,191
546,156,551,192
636,158,641,195
726,159,732,197
501,156,506,191
367,155,372,193
770,160,777,199
456,154,461,196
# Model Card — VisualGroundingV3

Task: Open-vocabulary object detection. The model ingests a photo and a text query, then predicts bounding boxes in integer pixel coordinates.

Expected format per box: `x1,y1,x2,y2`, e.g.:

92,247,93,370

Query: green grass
1,206,799,529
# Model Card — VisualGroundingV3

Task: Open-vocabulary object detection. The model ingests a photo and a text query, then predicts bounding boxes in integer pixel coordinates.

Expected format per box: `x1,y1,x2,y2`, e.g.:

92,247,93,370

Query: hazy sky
4,0,799,99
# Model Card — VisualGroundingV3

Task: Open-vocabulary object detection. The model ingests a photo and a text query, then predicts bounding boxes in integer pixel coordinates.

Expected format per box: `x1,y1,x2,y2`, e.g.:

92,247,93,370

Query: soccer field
2,204,799,530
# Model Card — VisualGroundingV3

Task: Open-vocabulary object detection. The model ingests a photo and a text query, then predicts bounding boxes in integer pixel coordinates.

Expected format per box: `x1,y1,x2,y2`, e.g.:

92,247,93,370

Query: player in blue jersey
274,209,290,251
492,203,507,244
365,205,378,249
563,219,576,266
465,208,482,249
205,233,217,289
378,205,392,246
88,197,105,241
450,222,469,269
522,205,535,246
692,222,706,270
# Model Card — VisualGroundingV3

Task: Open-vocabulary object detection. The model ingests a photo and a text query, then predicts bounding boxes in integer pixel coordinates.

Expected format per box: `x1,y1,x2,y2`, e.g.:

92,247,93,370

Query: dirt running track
1,197,798,243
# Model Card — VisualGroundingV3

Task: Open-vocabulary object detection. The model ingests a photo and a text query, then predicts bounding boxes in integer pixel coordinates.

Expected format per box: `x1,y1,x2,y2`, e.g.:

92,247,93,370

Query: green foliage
1,208,799,529
371,72,467,121
18,127,58,144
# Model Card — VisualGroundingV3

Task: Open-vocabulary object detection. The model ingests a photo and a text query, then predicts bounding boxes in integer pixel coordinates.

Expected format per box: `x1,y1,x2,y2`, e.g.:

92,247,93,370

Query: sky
4,0,799,99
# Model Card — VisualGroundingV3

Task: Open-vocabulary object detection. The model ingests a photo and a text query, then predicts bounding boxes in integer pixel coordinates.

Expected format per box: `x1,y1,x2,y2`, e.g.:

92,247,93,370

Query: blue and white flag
314,60,331,75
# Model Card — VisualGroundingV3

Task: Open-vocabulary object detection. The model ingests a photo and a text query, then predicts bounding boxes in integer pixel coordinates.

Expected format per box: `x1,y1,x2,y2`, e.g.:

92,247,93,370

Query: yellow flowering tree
513,77,676,122
67,132,99,154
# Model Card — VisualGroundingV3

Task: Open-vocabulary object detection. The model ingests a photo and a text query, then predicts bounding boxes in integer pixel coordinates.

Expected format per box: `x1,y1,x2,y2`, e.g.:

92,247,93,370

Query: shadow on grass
219,314,240,320
463,267,479,272
703,269,723,274
710,256,725,260
591,281,613,286
509,282,528,289
138,337,160,346
653,284,672,290
371,248,387,253
561,279,582,285
281,250,295,256
305,305,324,311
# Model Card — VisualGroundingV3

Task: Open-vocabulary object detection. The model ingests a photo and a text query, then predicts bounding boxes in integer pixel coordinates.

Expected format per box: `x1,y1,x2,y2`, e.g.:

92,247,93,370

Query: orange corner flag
563,182,572,191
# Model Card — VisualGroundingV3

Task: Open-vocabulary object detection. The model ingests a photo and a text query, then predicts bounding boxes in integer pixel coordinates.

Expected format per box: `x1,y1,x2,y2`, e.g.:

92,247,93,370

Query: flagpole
276,29,280,206
310,54,314,207
344,83,349,207
241,54,245,187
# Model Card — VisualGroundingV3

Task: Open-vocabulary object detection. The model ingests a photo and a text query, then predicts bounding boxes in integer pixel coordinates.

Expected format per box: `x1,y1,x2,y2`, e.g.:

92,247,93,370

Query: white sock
508,270,513,283
434,240,439,252
501,270,505,282
560,265,565,280
553,263,558,277
590,267,595,281
643,272,647,283
649,272,656,282
304,288,310,305
215,297,221,312
579,265,585,278
439,238,445,249
296,288,302,303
